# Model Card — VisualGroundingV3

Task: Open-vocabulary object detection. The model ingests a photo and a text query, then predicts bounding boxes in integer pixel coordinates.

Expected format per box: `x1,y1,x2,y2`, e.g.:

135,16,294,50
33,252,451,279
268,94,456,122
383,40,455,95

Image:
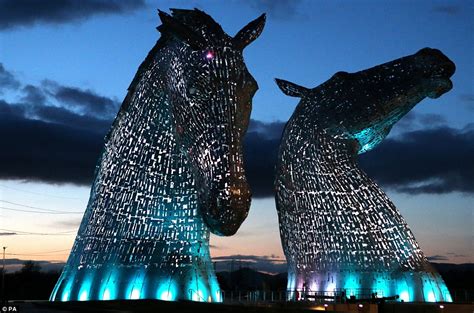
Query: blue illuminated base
286,269,452,302
50,265,222,302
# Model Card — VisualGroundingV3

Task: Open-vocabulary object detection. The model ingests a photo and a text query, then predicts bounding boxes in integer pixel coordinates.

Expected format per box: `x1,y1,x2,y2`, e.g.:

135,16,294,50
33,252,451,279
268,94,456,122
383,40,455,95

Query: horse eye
204,50,215,60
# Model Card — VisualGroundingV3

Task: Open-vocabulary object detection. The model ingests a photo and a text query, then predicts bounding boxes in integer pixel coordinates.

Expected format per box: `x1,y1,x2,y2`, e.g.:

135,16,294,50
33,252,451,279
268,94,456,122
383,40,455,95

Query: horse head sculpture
50,8,265,302
276,48,455,153
275,48,455,302
159,9,264,235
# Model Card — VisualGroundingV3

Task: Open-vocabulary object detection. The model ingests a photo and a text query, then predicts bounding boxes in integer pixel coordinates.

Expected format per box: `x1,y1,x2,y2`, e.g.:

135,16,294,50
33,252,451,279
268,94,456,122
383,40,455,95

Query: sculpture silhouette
50,8,265,302
275,48,455,302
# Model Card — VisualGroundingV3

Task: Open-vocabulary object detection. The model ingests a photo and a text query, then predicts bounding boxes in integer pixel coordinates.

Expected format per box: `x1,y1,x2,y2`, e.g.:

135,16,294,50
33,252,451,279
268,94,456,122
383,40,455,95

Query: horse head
276,48,455,153
158,9,265,236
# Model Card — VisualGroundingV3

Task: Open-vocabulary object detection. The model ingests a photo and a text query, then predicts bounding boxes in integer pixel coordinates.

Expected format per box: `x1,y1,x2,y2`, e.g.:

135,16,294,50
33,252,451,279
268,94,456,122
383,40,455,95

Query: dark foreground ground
3,263,473,301
2,263,473,312
6,299,474,313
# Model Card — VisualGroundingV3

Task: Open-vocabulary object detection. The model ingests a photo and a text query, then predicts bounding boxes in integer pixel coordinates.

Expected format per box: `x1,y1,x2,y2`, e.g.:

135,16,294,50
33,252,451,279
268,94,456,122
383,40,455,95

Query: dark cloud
30,103,112,133
0,63,20,91
417,113,446,126
393,111,446,133
0,66,472,196
427,255,450,261
360,124,474,194
0,68,116,134
51,84,119,118
0,99,26,116
1,99,473,196
22,84,47,105
244,127,281,198
213,254,287,274
247,0,302,19
0,114,103,185
247,119,285,140
0,0,146,30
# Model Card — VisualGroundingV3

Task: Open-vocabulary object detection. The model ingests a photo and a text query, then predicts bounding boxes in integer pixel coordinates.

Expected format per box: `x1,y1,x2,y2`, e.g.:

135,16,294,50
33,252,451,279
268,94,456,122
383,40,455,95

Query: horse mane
169,8,226,39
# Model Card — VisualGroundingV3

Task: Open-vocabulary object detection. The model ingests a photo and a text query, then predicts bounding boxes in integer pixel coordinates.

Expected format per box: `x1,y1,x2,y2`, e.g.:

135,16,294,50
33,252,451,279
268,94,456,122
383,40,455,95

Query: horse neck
279,115,356,177
91,43,202,216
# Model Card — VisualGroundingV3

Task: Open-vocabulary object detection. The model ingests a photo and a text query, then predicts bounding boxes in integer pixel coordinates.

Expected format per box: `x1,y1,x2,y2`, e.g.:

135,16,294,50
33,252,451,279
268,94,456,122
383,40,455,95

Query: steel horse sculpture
275,48,455,302
50,9,265,302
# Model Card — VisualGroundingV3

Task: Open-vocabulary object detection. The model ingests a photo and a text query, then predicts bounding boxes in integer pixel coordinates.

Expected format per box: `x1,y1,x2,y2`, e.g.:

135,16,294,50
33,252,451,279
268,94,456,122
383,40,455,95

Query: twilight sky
0,0,473,272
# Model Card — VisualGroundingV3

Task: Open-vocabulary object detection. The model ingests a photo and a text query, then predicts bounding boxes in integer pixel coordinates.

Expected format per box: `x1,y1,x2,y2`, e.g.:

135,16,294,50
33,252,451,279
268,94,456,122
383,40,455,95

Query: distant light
439,305,445,309
358,303,363,308
324,303,328,307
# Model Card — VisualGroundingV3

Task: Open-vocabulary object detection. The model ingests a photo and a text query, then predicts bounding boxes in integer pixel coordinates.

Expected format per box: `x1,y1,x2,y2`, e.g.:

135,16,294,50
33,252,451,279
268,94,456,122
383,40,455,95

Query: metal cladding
50,9,265,302
275,48,455,302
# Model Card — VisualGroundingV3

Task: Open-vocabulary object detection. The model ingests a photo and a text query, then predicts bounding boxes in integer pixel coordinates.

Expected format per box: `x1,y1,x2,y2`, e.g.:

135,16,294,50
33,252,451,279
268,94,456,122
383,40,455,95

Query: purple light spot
205,51,214,60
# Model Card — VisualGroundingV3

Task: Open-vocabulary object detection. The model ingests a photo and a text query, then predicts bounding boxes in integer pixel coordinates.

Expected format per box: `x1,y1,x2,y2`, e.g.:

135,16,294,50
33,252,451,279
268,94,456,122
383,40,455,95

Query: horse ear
157,10,207,50
233,14,266,50
275,78,309,98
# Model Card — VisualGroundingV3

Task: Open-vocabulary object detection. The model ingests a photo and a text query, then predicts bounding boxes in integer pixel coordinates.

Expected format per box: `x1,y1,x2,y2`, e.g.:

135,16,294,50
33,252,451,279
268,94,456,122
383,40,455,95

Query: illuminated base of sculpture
286,268,452,302
50,265,222,302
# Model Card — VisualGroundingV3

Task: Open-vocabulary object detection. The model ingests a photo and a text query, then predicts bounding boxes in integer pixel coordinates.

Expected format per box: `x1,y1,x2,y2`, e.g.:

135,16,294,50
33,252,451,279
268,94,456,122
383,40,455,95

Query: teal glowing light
343,273,359,296
102,289,111,300
157,279,177,301
78,276,93,301
427,291,436,302
423,276,437,302
60,276,74,302
100,270,119,301
399,291,410,302
191,290,204,302
436,277,452,302
79,290,88,301
373,278,390,298
61,289,70,302
127,272,145,300
209,277,222,302
352,126,385,153
130,288,140,300
445,292,453,302
396,279,411,302
188,274,208,302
